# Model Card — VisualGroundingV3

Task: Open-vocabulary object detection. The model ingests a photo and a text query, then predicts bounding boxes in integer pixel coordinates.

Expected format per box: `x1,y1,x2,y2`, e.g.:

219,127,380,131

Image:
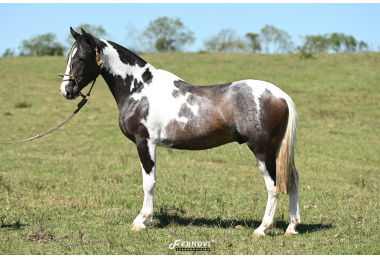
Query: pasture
0,52,379,254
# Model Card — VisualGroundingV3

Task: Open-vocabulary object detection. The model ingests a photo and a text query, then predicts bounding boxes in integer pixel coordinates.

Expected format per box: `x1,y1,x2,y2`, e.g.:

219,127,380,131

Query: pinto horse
60,28,300,237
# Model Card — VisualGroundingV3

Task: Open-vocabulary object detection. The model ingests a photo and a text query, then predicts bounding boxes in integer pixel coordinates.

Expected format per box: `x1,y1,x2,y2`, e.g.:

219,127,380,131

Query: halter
58,44,103,99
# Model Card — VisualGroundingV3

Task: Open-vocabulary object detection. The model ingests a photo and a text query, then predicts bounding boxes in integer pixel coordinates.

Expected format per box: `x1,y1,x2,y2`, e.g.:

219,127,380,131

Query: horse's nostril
65,87,72,99
65,91,72,99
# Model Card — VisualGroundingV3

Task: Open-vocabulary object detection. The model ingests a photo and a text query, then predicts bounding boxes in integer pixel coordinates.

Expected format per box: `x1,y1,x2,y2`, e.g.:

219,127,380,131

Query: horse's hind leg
250,149,279,237
285,168,301,236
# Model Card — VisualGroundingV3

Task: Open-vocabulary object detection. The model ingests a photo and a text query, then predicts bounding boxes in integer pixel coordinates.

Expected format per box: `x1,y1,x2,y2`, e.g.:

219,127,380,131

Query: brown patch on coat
260,91,289,149
119,96,150,144
245,90,289,187
172,89,181,98
164,120,239,150
164,94,242,150
163,80,244,150
118,96,155,174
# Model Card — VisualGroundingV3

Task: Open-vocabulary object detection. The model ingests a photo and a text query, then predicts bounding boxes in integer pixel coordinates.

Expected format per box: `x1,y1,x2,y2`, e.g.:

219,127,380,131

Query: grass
0,52,379,254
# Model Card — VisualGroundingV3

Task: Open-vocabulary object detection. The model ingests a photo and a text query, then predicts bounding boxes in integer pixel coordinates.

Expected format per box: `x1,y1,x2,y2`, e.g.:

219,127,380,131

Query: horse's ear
70,27,80,40
81,28,96,49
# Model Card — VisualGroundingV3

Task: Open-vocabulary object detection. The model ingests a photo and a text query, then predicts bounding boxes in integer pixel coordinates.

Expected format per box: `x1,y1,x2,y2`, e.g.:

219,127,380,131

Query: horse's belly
158,118,243,150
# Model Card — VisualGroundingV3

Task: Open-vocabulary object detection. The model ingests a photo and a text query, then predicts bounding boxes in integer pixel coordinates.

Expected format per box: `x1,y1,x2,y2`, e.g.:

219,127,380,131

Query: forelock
75,37,93,54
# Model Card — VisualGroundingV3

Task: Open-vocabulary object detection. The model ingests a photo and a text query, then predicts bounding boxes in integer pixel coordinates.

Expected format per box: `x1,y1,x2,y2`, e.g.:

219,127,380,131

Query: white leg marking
132,140,157,231
253,161,279,237
285,168,301,236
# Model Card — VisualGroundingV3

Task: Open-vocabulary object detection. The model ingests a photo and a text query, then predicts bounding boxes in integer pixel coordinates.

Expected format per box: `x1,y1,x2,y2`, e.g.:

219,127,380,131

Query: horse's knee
143,178,156,192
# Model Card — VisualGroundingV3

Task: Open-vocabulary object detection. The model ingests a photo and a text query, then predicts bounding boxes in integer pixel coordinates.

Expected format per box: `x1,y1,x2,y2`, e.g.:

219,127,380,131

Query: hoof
252,232,265,238
284,231,298,236
131,223,143,232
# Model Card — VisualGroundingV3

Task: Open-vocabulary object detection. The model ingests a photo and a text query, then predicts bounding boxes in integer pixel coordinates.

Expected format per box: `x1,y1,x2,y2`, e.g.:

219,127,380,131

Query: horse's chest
118,97,151,142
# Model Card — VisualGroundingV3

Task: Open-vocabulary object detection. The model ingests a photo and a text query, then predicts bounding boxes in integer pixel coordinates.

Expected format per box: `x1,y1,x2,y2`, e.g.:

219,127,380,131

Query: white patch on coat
100,40,154,91
258,160,276,193
231,79,287,122
286,168,301,234
254,160,279,236
133,69,199,146
60,46,77,97
97,41,195,147
133,139,157,229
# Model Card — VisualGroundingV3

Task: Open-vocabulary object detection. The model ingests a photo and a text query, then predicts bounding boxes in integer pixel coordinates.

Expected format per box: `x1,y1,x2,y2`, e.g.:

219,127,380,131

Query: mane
99,40,148,68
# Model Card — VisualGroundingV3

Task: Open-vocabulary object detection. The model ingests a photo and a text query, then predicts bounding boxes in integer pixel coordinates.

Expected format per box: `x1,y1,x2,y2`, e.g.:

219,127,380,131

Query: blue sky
0,3,379,54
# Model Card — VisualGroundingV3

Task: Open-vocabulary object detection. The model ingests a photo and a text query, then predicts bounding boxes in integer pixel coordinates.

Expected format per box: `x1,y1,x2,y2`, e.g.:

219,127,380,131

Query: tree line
2,17,373,58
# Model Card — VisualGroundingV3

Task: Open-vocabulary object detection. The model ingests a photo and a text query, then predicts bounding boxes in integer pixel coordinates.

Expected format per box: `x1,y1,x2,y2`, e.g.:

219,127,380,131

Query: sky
0,2,379,55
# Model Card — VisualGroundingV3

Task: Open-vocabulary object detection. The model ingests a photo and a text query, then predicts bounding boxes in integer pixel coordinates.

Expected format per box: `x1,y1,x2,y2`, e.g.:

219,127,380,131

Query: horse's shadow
0,221,27,230
153,211,333,235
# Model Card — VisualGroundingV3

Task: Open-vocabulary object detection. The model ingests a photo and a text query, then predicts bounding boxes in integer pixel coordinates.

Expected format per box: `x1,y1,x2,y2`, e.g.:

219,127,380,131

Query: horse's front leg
131,137,157,231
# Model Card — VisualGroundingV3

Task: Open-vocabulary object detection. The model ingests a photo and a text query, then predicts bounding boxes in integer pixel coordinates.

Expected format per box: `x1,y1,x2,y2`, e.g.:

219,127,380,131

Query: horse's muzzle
61,82,79,100
65,86,79,100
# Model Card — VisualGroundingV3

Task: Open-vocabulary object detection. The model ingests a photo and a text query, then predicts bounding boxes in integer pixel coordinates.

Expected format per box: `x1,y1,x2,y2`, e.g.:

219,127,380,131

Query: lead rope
0,80,95,144
1,46,102,145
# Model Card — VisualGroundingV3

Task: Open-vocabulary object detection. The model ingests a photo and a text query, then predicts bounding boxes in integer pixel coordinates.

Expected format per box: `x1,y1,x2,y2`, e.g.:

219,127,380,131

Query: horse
60,27,301,237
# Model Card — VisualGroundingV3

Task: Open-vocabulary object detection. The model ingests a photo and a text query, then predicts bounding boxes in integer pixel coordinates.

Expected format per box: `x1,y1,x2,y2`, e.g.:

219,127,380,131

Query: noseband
58,44,103,98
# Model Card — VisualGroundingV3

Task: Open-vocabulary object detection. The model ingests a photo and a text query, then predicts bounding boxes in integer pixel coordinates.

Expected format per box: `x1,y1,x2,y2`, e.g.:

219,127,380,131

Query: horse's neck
98,40,156,107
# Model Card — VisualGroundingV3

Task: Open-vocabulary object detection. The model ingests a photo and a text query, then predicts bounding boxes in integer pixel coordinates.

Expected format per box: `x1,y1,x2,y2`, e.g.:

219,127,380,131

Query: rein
1,45,103,145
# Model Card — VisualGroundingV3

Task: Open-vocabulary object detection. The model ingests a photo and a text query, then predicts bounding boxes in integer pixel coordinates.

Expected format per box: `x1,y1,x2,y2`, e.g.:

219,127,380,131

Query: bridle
58,43,103,99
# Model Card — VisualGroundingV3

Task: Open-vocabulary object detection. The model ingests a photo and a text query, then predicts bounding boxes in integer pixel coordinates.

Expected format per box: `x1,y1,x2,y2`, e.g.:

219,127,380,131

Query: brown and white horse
60,28,300,237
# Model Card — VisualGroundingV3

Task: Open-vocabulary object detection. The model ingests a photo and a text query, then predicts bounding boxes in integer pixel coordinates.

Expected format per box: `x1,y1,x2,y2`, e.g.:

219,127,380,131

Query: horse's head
60,27,103,99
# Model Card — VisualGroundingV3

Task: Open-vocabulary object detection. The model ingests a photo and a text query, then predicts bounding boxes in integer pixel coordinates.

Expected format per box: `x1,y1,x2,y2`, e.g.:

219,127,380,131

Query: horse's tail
275,93,298,194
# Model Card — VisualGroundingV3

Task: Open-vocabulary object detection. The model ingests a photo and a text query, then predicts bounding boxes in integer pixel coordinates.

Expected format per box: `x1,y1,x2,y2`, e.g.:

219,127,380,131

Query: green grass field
0,52,379,254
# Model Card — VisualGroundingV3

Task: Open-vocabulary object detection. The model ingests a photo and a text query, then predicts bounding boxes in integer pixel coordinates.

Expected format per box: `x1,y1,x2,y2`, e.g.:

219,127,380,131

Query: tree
2,48,15,57
66,24,107,47
329,33,345,53
305,34,330,53
260,25,294,54
203,29,248,53
143,17,195,52
358,41,369,52
297,33,369,57
329,33,369,53
343,35,357,53
19,33,65,56
245,33,261,53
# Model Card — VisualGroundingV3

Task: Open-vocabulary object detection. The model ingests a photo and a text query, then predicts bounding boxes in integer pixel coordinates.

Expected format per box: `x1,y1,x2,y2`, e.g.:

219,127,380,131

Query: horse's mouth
61,82,80,100
61,89,79,100
65,93,79,100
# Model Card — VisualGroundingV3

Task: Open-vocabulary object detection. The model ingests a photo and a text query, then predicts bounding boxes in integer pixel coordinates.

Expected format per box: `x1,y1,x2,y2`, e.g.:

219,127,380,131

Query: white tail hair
275,94,298,194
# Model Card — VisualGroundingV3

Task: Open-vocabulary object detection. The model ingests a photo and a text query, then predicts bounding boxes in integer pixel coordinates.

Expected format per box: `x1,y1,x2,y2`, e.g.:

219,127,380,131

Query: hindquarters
231,80,297,194
231,80,300,237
